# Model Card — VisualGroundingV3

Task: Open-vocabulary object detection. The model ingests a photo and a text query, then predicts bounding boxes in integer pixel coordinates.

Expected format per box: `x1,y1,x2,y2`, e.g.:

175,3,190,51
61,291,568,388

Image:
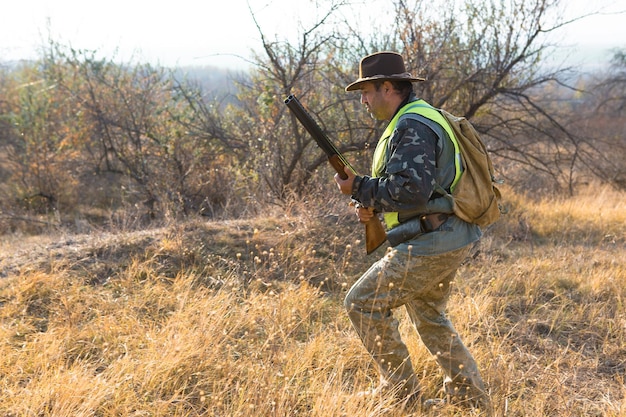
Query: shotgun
284,94,387,254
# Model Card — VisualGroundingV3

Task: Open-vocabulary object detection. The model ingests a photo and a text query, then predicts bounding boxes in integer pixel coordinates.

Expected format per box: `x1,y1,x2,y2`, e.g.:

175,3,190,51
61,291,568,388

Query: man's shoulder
396,112,444,139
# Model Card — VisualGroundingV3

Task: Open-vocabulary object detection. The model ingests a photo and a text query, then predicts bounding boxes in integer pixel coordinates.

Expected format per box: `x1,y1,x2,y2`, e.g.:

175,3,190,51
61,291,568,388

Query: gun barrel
284,93,387,254
284,94,354,173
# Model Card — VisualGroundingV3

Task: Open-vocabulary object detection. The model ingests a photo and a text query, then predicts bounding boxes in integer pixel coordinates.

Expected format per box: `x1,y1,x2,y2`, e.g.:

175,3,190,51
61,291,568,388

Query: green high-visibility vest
372,100,462,229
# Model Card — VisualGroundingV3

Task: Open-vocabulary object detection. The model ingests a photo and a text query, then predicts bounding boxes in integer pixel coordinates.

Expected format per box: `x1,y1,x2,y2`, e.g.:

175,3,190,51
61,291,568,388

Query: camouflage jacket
351,94,456,216
351,94,481,254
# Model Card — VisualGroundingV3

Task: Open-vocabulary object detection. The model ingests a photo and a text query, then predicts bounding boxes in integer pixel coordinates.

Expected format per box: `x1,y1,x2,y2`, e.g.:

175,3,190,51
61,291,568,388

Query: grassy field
0,184,624,416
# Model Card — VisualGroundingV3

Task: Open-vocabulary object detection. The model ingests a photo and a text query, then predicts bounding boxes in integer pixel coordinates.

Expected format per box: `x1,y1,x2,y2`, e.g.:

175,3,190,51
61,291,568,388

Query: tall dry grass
0,184,624,416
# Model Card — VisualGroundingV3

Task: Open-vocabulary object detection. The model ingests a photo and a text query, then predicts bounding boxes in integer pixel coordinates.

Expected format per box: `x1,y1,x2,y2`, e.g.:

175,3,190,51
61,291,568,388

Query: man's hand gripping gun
284,94,386,254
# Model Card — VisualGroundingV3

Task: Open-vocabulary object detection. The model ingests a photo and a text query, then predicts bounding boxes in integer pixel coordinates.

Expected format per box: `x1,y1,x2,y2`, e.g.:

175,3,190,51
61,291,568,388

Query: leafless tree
578,49,626,189
241,0,622,196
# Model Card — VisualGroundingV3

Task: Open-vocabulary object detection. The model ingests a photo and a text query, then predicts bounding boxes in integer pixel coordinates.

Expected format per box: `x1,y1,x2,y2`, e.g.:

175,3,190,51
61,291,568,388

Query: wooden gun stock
285,94,386,254
363,212,387,254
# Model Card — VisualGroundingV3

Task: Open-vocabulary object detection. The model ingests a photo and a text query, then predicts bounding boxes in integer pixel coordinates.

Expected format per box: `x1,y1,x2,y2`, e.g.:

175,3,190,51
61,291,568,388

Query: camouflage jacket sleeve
351,116,438,213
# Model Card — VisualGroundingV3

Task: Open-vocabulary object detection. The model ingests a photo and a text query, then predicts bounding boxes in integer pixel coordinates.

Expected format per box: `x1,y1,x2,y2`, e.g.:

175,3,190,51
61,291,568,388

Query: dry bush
0,184,624,416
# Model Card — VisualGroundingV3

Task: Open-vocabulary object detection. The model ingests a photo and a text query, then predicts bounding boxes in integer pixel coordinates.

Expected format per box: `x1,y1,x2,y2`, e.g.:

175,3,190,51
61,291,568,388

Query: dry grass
0,184,624,416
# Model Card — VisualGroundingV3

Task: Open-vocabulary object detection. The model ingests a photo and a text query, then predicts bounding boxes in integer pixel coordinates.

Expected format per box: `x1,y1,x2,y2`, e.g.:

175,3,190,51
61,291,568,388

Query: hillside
0,185,624,416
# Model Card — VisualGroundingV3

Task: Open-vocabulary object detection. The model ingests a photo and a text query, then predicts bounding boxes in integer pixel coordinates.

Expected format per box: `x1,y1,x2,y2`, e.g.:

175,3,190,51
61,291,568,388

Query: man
334,51,490,411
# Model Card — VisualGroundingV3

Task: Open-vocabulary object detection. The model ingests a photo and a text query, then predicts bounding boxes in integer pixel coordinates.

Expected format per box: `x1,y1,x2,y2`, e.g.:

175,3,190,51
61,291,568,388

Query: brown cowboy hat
345,51,425,92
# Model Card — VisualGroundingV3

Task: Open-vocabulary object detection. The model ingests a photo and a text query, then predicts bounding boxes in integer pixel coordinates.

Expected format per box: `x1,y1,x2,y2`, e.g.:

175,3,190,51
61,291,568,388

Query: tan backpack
436,109,502,227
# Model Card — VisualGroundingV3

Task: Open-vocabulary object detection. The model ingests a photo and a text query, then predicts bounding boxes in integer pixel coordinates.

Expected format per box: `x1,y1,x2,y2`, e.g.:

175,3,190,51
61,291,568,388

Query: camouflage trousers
344,245,488,404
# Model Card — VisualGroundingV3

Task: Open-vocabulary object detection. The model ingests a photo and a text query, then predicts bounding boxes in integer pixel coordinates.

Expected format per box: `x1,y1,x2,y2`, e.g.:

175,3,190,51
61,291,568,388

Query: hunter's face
359,82,392,121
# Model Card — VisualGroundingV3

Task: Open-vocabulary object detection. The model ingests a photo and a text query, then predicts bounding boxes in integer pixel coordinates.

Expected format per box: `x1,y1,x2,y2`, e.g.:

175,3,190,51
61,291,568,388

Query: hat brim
345,74,426,92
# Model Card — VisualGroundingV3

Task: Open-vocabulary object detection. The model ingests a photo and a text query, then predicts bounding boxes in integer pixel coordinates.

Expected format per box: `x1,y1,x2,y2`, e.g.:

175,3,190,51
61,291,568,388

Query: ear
382,80,393,94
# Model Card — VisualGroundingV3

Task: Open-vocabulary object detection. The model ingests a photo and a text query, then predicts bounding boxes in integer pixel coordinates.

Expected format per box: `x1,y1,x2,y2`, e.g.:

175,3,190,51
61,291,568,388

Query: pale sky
1,0,624,69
